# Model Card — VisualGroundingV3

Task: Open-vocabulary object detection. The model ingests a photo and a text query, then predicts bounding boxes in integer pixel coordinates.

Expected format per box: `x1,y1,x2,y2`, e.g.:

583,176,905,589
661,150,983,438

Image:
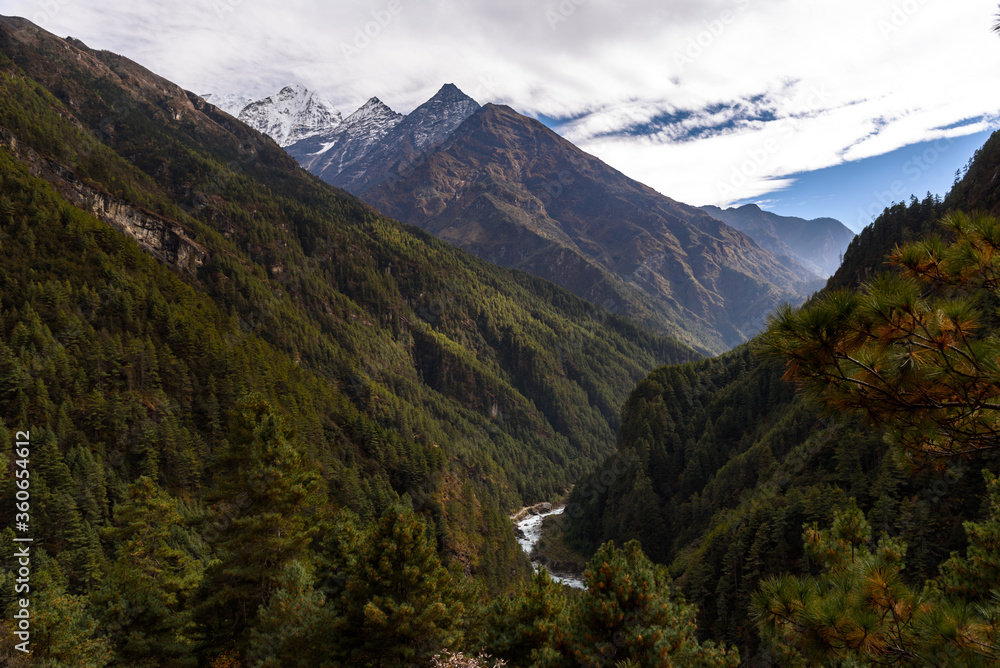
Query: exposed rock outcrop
0,125,207,273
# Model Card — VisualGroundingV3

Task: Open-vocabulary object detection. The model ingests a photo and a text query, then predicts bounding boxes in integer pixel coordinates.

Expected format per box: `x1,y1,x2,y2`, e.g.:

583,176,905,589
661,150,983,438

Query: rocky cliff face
86,192,208,272
0,126,207,273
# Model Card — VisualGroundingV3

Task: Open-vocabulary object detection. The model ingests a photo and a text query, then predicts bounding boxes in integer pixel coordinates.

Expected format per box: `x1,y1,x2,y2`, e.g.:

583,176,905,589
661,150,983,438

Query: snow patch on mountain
208,83,480,193
404,83,482,151
333,83,481,193
200,92,253,117
286,96,404,182
227,84,343,147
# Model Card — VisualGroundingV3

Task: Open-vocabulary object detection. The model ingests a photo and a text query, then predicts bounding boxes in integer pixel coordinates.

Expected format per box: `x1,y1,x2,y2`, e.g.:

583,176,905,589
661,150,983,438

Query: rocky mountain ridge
700,203,855,278
208,81,830,352
285,96,405,184
358,102,824,352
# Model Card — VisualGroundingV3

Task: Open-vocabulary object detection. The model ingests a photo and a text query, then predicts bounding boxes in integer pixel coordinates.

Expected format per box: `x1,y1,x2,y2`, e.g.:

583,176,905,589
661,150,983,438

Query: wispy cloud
9,0,1000,209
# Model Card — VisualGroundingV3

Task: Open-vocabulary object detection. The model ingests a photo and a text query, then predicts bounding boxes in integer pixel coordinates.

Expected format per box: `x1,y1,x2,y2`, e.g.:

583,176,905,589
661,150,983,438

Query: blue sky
10,0,1000,233
538,114,996,232
733,129,996,232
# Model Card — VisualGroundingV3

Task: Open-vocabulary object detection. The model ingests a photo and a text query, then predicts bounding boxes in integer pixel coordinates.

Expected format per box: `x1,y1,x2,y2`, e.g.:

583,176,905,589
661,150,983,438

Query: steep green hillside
0,16,699,662
563,128,1000,662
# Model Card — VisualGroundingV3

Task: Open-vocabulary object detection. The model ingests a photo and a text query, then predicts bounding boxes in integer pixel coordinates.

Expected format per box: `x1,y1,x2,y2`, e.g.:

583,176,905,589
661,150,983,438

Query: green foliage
476,568,567,665
329,505,467,666
0,21,701,663
246,561,327,668
198,395,326,646
562,234,1000,661
830,193,944,292
765,212,1000,460
91,476,203,666
536,540,738,668
753,494,1000,666
21,569,112,667
939,471,1000,600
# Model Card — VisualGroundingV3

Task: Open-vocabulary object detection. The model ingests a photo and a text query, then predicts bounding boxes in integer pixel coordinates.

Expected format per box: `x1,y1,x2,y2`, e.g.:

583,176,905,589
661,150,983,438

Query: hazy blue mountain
700,203,855,277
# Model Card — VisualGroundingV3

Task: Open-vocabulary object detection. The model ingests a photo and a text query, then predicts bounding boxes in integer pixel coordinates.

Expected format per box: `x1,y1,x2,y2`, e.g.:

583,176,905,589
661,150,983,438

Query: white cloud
8,0,1000,207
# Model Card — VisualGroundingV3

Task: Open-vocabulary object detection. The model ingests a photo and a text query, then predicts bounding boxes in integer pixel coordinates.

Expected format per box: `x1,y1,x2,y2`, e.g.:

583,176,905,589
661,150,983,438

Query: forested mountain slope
357,103,823,355
563,127,1000,662
0,15,702,662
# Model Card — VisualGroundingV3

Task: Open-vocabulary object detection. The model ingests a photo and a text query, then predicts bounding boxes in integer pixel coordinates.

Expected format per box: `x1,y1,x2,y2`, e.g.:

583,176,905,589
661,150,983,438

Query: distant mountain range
362,102,827,352
203,84,341,147
207,84,844,353
699,204,854,278
332,83,481,193
286,97,404,185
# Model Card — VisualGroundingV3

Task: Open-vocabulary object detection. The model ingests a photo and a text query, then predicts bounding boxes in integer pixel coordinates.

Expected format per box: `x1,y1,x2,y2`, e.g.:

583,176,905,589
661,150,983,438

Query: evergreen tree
753,496,1000,666
198,395,326,649
765,213,1000,462
246,561,327,668
476,568,566,665
24,567,112,668
328,505,466,666
537,540,739,668
939,471,1000,600
91,476,203,666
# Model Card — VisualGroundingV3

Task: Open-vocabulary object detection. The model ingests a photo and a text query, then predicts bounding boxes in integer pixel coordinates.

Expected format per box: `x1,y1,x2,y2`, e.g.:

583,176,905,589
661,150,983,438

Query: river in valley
513,506,586,589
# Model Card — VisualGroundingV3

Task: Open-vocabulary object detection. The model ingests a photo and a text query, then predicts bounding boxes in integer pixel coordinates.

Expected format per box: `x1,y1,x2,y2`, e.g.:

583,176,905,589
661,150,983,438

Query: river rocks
513,505,585,589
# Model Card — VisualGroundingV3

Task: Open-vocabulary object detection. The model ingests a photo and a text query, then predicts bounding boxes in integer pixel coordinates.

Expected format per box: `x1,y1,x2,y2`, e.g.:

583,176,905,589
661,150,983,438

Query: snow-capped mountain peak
285,96,404,181
233,84,343,147
326,84,480,193
347,97,396,123
397,83,480,153
212,83,479,192
200,92,253,117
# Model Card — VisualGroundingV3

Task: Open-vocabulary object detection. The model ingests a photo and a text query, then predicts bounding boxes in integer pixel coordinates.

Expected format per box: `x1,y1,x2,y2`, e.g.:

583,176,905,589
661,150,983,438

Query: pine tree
23,567,112,667
91,476,203,667
939,471,1000,600
198,395,326,649
328,505,466,666
752,496,1000,666
246,561,327,668
537,540,739,668
765,212,1000,462
476,568,566,665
